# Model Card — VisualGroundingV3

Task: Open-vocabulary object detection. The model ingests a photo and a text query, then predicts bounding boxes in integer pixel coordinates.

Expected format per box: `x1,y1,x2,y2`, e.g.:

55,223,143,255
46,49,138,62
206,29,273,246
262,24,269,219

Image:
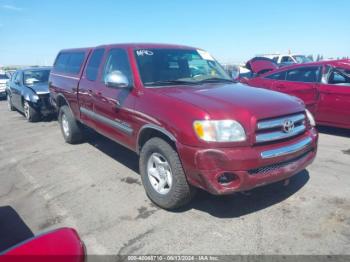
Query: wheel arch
55,94,69,108
137,124,177,154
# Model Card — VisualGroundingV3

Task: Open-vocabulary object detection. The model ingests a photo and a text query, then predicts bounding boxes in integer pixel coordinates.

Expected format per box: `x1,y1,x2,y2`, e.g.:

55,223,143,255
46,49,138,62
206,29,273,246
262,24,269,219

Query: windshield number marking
136,50,154,56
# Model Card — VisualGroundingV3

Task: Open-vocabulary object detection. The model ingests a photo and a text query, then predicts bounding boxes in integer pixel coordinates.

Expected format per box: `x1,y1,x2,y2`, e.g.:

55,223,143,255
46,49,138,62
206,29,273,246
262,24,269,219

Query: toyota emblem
282,120,295,133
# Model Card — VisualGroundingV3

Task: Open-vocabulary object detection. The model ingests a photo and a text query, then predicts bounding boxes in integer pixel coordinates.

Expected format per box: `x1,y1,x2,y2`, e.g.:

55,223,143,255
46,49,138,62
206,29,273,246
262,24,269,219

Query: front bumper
32,95,55,116
177,128,318,195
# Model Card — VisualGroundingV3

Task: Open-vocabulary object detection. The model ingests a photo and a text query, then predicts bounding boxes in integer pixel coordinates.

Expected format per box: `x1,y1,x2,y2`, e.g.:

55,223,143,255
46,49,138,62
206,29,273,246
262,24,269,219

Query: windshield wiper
144,80,197,86
197,78,233,83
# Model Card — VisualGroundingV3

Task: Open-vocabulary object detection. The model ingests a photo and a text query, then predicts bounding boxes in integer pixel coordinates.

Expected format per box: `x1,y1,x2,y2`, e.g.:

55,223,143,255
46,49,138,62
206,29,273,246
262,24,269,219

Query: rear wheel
140,137,195,209
58,105,84,144
7,94,15,111
23,100,40,122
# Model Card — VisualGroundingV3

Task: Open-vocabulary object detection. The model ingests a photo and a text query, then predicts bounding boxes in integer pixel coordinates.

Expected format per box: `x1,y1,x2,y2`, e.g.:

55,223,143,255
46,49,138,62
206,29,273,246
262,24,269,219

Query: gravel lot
0,99,349,255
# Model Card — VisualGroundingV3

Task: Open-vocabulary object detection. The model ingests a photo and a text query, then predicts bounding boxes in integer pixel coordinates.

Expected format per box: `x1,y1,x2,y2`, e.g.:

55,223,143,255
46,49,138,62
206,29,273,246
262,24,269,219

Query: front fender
22,90,39,104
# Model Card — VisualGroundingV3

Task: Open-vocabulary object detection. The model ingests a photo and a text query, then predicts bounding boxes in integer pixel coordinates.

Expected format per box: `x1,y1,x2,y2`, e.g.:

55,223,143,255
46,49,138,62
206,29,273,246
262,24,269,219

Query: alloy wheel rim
147,152,173,195
7,95,11,110
61,114,70,137
24,102,30,119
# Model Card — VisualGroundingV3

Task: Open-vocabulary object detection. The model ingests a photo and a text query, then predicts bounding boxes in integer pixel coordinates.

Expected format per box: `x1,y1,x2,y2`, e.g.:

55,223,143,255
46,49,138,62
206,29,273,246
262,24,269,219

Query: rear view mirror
104,71,130,88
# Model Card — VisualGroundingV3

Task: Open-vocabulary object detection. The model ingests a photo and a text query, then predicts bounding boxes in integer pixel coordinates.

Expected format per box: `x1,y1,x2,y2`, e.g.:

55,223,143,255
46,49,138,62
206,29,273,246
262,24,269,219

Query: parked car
239,58,350,129
0,72,10,99
1,228,85,260
6,67,54,122
49,43,318,209
0,205,85,260
261,53,313,67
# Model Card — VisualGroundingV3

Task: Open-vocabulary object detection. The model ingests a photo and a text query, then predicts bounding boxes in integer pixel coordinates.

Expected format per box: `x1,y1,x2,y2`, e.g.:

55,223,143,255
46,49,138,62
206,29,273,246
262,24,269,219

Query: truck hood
154,83,305,122
25,82,50,94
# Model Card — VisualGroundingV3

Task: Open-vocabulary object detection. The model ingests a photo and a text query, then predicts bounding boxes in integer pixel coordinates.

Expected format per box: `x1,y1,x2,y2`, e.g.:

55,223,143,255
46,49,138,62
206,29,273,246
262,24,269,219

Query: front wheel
7,94,15,111
23,100,40,122
139,137,195,209
58,105,84,144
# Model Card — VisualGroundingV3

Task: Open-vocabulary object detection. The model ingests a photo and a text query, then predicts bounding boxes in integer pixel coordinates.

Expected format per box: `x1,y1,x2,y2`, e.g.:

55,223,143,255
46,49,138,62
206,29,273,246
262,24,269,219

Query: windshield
0,74,9,80
134,48,231,87
23,69,50,85
293,55,312,63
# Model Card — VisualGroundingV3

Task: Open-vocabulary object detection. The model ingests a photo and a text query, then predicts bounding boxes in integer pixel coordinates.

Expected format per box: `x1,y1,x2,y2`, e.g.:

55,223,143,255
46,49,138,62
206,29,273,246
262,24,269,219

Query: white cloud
2,4,22,11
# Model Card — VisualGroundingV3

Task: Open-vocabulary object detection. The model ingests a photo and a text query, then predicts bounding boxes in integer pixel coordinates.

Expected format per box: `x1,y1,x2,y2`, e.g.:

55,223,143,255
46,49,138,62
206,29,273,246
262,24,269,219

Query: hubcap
61,114,70,137
147,153,173,195
23,102,30,119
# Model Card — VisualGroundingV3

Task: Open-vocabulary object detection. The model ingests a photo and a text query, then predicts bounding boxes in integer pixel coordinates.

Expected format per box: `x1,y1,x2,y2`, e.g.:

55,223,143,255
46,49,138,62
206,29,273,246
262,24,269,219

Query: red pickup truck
49,43,318,209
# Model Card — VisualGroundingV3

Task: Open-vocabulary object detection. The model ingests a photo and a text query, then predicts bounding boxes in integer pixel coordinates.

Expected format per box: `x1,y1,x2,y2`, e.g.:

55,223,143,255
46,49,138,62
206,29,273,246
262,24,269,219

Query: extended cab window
54,52,85,75
265,71,286,80
102,48,132,85
54,53,70,72
286,67,320,83
86,49,105,81
66,52,85,74
328,69,350,85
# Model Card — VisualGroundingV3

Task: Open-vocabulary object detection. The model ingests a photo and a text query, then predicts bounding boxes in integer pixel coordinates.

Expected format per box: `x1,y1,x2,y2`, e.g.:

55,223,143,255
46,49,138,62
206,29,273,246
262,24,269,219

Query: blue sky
0,0,349,65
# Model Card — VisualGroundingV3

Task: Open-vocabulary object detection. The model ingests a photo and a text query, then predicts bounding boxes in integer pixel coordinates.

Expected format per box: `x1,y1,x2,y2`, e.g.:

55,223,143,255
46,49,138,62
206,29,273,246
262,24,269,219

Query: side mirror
104,71,130,88
231,67,240,82
15,79,20,85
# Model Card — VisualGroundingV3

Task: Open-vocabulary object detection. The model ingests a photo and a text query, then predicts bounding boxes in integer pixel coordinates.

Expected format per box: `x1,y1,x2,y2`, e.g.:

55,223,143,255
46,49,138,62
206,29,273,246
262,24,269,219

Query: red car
49,43,318,209
0,206,85,261
1,228,85,261
240,58,350,129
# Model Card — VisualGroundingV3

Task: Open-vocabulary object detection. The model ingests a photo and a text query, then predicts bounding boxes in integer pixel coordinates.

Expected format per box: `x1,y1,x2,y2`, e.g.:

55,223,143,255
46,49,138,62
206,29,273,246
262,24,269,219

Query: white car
261,54,312,66
0,73,10,99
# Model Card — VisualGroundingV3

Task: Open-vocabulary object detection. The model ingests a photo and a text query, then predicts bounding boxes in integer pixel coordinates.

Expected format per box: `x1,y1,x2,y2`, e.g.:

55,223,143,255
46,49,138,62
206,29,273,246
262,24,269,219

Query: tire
139,137,195,209
58,105,84,144
7,94,15,111
23,100,40,122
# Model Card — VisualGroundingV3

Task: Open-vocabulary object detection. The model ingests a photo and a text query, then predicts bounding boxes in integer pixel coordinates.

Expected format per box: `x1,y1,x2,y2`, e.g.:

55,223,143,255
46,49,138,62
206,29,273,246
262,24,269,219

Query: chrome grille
256,113,306,144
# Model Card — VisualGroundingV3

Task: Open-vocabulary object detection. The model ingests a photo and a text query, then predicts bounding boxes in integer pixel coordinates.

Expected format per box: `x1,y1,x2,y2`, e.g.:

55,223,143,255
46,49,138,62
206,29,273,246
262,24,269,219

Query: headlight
32,94,39,102
305,109,316,127
193,120,246,142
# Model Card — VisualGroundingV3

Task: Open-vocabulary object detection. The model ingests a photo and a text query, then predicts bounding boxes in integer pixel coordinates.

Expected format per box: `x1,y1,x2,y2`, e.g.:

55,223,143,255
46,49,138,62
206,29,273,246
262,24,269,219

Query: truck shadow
175,170,309,218
317,125,350,138
85,129,139,173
